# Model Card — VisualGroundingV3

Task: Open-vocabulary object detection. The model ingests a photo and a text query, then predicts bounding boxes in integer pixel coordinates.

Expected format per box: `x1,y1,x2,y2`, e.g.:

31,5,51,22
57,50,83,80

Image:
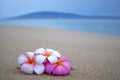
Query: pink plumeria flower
34,48,61,64
17,52,45,75
44,56,71,76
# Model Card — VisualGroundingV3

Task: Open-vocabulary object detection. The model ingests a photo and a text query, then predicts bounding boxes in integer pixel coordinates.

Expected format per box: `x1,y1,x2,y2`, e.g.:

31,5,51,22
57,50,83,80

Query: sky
0,0,120,19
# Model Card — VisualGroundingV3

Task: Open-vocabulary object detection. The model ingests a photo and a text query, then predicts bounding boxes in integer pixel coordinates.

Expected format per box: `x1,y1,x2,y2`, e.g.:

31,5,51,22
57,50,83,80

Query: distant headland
10,11,120,19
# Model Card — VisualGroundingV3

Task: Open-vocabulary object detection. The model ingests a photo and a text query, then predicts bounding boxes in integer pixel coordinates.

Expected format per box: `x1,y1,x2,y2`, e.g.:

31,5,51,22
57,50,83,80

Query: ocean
0,19,120,36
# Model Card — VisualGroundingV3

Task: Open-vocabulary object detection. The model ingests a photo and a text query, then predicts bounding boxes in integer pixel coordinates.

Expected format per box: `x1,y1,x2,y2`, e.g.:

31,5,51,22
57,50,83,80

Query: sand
0,26,120,80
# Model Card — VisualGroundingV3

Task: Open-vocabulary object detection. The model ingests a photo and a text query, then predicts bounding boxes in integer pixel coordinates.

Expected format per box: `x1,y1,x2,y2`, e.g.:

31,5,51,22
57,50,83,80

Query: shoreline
0,25,120,37
0,19,120,36
0,26,120,80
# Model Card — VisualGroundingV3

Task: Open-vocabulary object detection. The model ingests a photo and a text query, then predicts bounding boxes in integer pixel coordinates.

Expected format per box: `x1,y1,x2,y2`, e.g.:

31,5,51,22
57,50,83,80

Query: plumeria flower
44,56,71,76
34,48,61,64
17,52,45,75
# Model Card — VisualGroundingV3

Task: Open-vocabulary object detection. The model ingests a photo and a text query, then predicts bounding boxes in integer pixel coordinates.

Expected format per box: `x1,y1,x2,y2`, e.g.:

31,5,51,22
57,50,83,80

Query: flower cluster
17,48,71,76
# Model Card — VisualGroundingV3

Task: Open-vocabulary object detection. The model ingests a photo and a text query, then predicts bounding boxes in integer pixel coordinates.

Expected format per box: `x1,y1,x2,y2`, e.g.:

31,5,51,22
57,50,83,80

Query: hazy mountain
11,11,120,19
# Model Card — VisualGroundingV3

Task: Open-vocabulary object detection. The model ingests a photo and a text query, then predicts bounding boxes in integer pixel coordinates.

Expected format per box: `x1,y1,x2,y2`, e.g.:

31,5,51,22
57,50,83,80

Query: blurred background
0,0,120,36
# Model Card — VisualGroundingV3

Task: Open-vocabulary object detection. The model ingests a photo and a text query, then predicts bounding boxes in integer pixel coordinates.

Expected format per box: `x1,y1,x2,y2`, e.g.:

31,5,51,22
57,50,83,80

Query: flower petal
46,48,54,52
21,63,34,74
52,66,70,76
17,54,28,65
34,64,45,75
26,52,34,58
60,56,69,61
47,55,58,64
62,61,71,71
44,62,56,74
34,48,46,55
35,55,46,65
47,48,61,57
51,51,61,57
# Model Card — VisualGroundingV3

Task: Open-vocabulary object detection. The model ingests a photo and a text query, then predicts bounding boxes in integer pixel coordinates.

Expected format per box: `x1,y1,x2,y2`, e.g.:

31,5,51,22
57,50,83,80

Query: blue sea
0,19,120,36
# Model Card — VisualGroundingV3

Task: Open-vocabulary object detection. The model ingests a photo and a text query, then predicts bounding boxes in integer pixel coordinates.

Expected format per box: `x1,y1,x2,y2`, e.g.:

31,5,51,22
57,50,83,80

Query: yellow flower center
27,57,36,64
44,52,51,57
55,59,63,66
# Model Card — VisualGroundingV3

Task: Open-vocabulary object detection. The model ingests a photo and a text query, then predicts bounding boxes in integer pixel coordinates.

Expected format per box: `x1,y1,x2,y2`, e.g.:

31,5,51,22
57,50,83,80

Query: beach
0,26,120,80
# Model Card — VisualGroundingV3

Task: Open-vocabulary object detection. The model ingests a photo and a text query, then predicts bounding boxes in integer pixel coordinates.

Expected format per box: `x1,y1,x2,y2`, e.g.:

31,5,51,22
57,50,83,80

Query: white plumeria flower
17,52,45,75
34,48,61,64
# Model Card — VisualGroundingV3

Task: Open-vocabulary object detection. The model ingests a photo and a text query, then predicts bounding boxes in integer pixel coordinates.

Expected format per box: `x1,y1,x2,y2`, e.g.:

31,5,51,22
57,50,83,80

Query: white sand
0,26,120,80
